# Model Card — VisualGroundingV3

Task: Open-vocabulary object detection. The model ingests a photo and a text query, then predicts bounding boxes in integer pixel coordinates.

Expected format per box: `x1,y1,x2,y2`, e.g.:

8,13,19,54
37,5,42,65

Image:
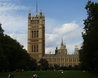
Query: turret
55,47,58,55
74,45,79,55
57,40,67,54
28,12,31,20
60,39,66,49
40,9,43,16
28,10,45,61
61,39,64,46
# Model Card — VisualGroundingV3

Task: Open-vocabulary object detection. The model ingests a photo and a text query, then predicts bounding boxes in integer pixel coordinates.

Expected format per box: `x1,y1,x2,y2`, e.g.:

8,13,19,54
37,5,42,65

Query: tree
0,24,37,71
0,47,9,71
39,59,49,70
0,25,7,71
53,64,60,70
26,58,37,70
0,24,4,34
79,1,98,72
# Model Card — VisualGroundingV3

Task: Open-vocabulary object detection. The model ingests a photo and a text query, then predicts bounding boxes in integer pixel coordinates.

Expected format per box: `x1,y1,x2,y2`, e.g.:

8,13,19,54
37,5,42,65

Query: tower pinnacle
28,11,31,19
61,39,64,46
36,0,38,15
40,8,43,16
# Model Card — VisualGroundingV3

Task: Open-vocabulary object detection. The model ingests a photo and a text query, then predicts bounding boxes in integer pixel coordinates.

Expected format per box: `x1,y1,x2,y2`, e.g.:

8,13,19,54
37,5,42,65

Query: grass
0,70,98,78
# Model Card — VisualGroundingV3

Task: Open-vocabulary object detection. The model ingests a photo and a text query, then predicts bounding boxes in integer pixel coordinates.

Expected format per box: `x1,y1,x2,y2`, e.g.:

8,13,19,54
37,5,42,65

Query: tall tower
28,10,45,61
57,40,67,54
74,45,79,55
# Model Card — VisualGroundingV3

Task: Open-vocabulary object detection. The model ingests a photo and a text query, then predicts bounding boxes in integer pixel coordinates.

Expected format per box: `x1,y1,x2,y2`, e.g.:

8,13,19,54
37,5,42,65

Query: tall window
32,45,38,52
32,31,39,38
32,31,35,38
32,31,34,38
37,31,38,37
34,31,36,38
36,45,38,52
32,45,34,52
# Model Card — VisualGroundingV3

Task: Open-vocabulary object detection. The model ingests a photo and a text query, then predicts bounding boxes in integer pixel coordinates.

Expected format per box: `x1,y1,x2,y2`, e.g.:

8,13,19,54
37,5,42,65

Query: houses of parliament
27,10,80,67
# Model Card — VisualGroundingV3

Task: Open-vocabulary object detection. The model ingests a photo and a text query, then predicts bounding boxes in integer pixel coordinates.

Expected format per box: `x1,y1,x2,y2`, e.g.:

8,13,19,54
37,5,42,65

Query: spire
55,47,58,55
74,45,79,55
40,8,42,13
60,39,66,49
61,39,64,46
40,8,43,16
29,10,31,13
88,0,91,1
56,47,58,50
36,0,38,15
88,0,91,3
28,10,31,19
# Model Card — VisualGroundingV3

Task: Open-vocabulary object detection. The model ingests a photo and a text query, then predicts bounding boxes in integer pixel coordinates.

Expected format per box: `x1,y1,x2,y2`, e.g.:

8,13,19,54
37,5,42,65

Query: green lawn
0,71,98,78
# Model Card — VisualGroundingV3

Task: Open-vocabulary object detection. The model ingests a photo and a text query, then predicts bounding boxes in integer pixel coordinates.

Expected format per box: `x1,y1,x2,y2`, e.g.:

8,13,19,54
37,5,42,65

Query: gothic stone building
28,11,80,67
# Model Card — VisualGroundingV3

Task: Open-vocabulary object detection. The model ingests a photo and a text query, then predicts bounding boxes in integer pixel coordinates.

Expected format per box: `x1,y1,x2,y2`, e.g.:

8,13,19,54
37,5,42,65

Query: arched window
32,45,38,52
32,31,39,38
32,45,34,52
37,45,38,52
34,31,36,38
32,31,34,38
37,31,39,37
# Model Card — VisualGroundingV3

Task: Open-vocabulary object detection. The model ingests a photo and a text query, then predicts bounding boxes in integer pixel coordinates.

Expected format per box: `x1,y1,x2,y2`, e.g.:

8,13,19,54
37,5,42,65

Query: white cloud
9,33,27,49
0,0,12,1
46,22,83,54
0,0,11,1
0,12,83,54
0,15,27,33
0,0,29,12
45,18,63,33
54,22,78,34
0,5,28,11
0,1,28,49
45,47,55,54
0,0,83,54
0,0,28,33
0,4,29,12
0,15,28,50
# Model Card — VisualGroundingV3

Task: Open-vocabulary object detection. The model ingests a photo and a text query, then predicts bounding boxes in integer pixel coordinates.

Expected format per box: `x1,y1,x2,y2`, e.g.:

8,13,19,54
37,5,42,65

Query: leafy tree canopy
80,1,98,72
0,24,37,72
39,59,49,70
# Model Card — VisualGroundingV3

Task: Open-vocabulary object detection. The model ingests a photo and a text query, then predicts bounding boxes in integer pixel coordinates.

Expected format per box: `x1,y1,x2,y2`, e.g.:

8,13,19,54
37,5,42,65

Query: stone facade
28,11,45,61
43,41,80,67
28,11,80,67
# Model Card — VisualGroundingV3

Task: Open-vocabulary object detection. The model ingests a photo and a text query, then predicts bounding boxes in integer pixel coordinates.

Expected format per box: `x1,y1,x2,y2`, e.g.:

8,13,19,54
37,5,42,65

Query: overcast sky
0,0,98,54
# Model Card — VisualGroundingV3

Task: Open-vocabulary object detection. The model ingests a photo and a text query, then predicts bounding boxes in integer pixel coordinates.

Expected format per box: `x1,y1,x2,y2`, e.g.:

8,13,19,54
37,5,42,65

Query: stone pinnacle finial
40,8,42,12
36,0,38,15
40,9,43,16
28,10,31,19
88,0,91,2
61,39,64,46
